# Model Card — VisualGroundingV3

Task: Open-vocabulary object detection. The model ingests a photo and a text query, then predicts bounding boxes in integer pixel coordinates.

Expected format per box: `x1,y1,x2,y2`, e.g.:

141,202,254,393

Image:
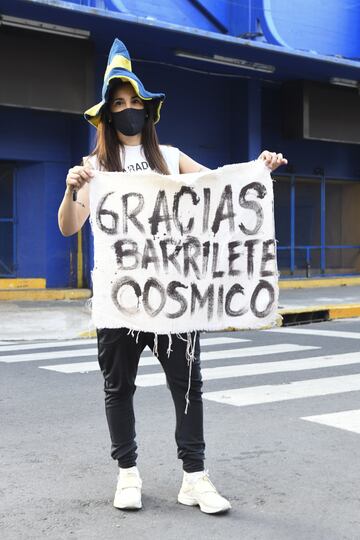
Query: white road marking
40,355,171,373
200,337,250,345
184,343,318,360
1,348,97,363
0,336,247,362
38,344,318,373
0,338,97,353
302,409,360,435
0,335,246,353
135,351,360,387
268,327,360,340
41,361,99,374
203,374,360,407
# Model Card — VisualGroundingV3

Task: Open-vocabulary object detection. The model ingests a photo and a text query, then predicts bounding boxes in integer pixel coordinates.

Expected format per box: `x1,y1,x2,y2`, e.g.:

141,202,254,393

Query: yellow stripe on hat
104,54,132,78
156,99,164,123
84,101,104,117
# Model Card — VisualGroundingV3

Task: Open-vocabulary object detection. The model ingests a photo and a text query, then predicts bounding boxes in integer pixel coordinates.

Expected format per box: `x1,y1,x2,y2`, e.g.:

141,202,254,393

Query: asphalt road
1,319,360,540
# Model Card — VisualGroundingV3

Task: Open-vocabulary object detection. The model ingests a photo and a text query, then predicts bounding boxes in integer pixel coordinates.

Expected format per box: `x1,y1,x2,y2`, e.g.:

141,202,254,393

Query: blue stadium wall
0,106,89,286
0,0,359,286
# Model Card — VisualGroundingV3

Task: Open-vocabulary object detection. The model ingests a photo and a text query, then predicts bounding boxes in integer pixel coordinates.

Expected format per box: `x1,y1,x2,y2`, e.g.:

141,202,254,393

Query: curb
0,289,92,301
78,329,97,338
278,303,360,326
279,277,360,289
0,278,46,289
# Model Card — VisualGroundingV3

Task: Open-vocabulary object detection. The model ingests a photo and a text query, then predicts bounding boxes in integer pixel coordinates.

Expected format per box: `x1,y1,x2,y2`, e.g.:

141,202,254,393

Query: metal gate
273,173,360,277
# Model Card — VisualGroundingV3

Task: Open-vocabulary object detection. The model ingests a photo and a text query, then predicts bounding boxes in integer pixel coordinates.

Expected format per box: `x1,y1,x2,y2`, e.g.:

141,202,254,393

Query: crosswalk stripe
0,338,96,353
178,343,318,360
39,343,318,374
203,374,360,407
267,327,360,340
0,336,248,362
0,335,245,354
41,361,99,374
40,355,174,373
301,409,360,435
135,351,360,387
198,337,250,345
0,348,97,363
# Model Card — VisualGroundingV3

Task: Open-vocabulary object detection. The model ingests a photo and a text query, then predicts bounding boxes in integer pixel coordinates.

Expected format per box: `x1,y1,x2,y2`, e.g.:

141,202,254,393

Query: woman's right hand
66,166,94,193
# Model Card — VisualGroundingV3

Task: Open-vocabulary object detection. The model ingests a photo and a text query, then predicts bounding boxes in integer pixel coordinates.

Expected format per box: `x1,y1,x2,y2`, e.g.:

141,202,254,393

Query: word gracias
96,182,267,237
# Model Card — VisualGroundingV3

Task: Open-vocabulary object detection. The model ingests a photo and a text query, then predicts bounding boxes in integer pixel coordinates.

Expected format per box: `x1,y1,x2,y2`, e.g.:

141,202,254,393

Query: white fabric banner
89,160,279,333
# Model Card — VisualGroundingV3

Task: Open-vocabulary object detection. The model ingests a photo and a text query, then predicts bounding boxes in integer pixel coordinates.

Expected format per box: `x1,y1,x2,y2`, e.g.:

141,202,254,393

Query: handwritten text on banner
89,160,279,333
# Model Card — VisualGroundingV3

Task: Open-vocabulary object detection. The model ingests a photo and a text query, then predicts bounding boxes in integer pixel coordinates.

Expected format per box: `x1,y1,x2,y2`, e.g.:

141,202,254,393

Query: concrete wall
262,85,360,178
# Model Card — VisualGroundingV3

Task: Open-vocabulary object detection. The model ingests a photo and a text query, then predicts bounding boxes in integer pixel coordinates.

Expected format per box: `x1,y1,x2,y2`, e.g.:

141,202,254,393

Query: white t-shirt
84,144,180,175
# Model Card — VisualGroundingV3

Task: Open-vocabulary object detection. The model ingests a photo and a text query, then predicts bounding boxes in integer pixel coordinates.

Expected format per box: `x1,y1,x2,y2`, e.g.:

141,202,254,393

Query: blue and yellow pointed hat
84,38,165,128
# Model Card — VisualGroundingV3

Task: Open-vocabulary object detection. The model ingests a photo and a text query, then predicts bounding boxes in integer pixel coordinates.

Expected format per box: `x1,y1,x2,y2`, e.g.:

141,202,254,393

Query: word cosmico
94,179,277,322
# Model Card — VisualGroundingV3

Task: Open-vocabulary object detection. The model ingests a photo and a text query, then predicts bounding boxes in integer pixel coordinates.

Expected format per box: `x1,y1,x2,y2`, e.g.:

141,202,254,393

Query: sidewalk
0,283,359,342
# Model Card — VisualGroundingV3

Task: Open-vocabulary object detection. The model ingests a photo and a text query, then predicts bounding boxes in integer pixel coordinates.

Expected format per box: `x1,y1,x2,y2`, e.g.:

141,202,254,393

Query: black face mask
111,108,146,136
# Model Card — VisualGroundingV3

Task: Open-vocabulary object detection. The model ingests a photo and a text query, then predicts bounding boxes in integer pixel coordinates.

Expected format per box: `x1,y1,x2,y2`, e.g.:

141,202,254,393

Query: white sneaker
113,466,142,510
177,470,231,514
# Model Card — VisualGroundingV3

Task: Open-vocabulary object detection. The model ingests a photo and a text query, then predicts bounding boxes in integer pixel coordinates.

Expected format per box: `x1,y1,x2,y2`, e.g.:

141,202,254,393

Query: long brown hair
92,80,170,175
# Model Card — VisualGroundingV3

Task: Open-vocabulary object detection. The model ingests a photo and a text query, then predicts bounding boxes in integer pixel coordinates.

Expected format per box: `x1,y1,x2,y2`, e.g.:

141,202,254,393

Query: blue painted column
320,175,326,274
16,163,46,280
44,161,75,288
290,175,295,274
246,79,262,161
85,122,95,289
229,78,262,163
244,79,262,161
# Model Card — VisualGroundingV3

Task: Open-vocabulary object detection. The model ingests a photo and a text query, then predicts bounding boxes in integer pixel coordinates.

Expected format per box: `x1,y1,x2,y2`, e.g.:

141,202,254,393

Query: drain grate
282,309,330,327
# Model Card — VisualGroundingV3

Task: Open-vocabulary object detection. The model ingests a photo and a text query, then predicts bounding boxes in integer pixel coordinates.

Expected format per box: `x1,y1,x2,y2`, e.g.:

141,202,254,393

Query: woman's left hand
258,150,288,171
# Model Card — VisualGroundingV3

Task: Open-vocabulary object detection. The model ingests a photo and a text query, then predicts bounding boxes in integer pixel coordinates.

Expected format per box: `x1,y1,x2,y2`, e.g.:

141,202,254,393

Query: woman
58,38,287,515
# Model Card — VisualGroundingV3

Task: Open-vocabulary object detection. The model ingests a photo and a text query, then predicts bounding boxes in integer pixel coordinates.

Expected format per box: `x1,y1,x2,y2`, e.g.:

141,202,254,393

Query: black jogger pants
96,328,205,473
